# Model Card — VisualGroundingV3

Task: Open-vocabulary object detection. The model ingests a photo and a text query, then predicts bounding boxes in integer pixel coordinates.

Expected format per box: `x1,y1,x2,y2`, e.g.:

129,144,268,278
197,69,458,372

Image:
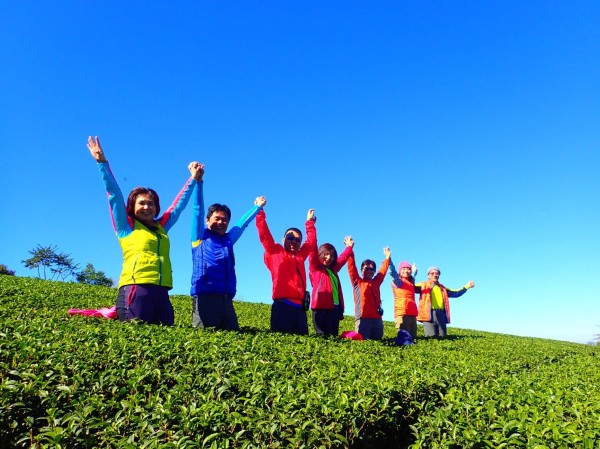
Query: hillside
1,276,599,448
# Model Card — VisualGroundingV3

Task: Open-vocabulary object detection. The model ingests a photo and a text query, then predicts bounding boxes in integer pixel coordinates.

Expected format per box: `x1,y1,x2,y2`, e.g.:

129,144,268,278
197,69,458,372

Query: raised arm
446,281,475,298
307,212,321,272
255,208,277,252
333,236,353,272
297,209,317,259
191,175,206,244
88,136,131,237
373,247,391,287
229,196,266,245
389,259,402,287
160,162,202,232
345,237,359,285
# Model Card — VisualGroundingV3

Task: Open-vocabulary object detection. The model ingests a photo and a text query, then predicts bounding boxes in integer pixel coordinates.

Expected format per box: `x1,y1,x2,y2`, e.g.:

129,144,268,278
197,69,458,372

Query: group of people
87,136,475,340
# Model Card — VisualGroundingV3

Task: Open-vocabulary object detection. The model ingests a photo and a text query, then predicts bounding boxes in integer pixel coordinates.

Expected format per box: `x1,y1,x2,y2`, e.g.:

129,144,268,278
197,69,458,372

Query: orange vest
417,281,451,323
392,280,417,317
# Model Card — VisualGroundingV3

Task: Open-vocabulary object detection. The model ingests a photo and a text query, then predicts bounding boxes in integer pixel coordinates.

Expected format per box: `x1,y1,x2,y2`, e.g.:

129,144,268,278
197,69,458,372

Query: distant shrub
0,264,15,276
76,263,114,287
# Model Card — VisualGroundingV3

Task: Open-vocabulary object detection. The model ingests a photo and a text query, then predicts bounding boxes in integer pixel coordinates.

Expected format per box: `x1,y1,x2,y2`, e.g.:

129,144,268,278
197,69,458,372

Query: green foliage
0,264,15,276
1,276,599,448
22,244,79,281
76,263,114,287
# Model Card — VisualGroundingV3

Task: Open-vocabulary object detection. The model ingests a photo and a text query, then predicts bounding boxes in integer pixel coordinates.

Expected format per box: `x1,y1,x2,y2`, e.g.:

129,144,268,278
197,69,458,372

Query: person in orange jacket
417,266,475,338
345,237,390,340
389,260,420,340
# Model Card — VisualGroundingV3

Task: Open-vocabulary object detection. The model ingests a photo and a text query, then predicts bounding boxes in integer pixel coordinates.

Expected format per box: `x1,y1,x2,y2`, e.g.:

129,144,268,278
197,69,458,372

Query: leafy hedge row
1,276,599,448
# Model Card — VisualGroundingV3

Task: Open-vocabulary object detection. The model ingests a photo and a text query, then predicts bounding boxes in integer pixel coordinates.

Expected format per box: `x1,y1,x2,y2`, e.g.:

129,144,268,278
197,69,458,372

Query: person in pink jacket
308,228,352,337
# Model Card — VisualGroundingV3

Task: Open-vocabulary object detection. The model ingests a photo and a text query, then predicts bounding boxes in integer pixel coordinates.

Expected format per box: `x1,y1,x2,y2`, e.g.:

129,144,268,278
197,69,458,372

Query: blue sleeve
160,177,196,232
191,181,205,243
447,287,468,298
228,204,262,245
98,162,132,238
389,260,402,287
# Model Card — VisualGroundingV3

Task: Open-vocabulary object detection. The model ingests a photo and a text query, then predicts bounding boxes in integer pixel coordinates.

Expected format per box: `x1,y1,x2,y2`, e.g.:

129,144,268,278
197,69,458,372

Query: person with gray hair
416,266,475,338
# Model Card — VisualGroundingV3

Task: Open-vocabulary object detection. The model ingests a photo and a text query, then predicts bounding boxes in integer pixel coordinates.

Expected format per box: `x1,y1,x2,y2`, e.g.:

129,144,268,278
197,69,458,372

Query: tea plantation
1,276,599,448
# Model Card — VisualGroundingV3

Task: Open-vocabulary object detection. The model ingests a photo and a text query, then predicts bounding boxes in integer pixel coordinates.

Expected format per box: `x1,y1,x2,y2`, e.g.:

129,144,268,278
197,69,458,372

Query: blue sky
2,1,598,343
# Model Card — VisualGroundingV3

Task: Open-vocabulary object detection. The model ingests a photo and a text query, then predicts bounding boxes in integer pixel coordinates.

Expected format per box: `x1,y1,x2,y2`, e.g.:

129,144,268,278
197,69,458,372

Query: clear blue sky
2,1,598,344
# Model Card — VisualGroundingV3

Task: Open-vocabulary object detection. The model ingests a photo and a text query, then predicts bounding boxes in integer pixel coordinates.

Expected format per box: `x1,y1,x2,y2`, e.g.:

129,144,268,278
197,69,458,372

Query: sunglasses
285,234,302,243
363,266,376,271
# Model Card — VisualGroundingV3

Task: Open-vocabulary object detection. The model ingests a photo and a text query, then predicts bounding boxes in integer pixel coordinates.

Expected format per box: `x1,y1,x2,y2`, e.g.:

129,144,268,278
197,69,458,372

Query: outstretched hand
307,209,316,222
467,281,475,288
188,162,204,181
87,136,107,163
383,247,391,259
255,196,267,207
344,235,354,248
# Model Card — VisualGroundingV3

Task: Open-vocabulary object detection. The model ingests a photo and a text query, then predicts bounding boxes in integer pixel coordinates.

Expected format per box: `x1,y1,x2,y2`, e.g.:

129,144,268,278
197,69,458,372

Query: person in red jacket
345,238,391,340
308,232,352,337
256,207,316,335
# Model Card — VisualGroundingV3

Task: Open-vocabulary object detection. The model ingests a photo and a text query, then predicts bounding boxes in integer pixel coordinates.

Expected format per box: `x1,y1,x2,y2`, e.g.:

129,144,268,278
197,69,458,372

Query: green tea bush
1,276,599,448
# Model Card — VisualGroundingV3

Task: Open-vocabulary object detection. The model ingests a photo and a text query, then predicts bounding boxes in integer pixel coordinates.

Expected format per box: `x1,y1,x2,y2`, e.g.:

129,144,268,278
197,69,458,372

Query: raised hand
87,136,107,163
383,247,391,259
255,196,267,207
307,209,316,222
188,162,204,181
344,235,354,247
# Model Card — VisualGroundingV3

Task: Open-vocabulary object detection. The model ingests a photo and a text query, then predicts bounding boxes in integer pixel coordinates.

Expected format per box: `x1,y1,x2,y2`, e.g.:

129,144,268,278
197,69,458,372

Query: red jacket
347,250,390,320
308,243,352,312
256,210,316,307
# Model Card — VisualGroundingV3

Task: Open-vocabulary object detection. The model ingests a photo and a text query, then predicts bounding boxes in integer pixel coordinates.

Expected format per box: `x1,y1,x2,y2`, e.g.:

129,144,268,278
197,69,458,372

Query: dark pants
355,318,384,340
116,284,174,325
423,309,448,337
399,315,418,340
192,294,240,331
312,305,342,336
271,300,308,335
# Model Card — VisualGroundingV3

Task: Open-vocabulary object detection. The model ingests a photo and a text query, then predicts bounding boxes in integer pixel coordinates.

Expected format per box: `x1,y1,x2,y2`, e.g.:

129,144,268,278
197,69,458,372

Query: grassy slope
1,276,599,448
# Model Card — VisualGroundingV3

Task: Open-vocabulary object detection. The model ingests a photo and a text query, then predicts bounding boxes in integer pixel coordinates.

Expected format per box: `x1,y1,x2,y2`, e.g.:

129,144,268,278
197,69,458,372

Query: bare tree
22,244,79,281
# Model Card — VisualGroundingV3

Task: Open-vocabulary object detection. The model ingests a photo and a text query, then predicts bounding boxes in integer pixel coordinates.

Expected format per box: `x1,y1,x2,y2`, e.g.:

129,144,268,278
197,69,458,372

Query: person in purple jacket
87,136,201,325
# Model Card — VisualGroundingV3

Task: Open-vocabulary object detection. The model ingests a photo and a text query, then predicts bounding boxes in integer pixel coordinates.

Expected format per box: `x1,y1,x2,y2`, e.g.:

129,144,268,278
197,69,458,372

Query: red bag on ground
340,331,364,341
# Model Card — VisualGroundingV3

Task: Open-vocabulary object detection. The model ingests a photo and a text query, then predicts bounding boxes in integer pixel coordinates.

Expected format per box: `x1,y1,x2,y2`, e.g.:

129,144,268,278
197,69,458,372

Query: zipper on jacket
131,254,139,283
223,239,230,296
156,230,162,286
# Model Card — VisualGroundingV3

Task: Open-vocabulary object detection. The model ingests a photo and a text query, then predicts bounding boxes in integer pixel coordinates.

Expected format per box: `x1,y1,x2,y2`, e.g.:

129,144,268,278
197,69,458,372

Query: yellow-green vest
118,220,172,289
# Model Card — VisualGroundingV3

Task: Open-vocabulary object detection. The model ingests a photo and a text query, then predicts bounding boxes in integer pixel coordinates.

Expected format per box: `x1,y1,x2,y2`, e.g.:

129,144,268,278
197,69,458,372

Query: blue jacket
190,181,261,297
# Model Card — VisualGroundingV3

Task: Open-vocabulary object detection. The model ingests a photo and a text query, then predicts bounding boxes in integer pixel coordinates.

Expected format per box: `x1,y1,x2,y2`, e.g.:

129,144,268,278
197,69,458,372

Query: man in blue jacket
190,163,266,330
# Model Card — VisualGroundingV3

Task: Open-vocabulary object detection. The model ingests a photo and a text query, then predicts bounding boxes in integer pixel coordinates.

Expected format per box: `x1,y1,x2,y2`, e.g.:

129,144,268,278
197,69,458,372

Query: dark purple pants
271,300,308,335
116,284,174,325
